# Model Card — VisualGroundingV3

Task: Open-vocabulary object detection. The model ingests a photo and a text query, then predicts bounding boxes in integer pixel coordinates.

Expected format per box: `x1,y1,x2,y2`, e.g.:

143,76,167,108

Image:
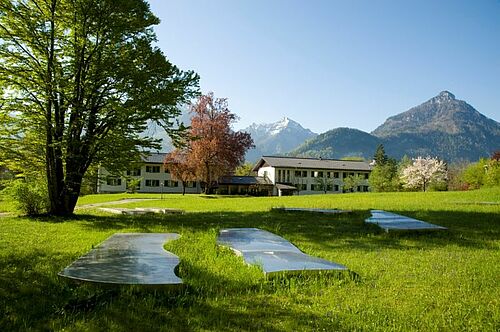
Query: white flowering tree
400,157,447,192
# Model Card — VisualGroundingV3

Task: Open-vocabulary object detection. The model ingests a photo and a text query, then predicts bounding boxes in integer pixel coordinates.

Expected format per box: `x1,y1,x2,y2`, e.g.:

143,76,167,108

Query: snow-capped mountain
244,117,317,162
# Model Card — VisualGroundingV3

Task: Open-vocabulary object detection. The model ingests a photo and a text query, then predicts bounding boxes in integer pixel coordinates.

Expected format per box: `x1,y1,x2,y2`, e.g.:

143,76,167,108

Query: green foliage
80,165,99,196
126,178,142,194
462,161,485,189
484,160,500,187
373,144,388,165
461,158,500,189
1,189,499,330
7,179,49,216
314,176,333,193
0,0,199,215
342,174,363,192
369,159,400,192
368,146,400,192
234,162,255,176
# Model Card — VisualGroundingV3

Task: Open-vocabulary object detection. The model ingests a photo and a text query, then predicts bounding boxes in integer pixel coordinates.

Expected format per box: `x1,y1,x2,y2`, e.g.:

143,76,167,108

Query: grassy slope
1,188,499,331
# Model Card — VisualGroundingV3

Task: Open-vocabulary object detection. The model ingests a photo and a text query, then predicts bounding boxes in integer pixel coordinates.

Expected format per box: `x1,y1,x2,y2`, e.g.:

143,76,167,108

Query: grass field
1,189,499,331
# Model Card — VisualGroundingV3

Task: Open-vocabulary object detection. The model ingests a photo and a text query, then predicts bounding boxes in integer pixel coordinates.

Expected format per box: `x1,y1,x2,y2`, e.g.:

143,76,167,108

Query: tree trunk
46,157,85,216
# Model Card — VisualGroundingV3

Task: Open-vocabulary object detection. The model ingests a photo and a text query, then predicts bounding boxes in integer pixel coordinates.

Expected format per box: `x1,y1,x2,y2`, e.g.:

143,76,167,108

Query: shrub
8,179,49,216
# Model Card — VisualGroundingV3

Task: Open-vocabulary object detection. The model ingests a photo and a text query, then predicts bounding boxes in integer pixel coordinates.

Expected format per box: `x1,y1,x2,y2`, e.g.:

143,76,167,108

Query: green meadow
1,188,499,331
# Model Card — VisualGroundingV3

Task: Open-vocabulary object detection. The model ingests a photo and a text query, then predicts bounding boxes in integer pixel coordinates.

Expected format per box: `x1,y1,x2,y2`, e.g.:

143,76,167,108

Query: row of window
126,166,172,175
278,169,369,181
305,184,369,192
106,178,196,188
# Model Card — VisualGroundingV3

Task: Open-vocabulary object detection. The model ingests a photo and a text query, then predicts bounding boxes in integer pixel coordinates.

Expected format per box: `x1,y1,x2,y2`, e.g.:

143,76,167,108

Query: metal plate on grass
273,207,351,214
366,210,447,232
217,228,347,274
218,228,302,254
242,251,347,274
58,233,182,285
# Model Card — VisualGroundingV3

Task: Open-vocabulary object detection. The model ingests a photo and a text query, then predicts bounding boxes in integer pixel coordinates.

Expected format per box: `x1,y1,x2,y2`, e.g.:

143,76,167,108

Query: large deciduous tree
167,93,253,194
0,0,199,215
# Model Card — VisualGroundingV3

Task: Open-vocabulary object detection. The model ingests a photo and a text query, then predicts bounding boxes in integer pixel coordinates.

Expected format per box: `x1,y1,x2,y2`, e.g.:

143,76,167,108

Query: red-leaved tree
492,151,500,161
164,150,197,195
166,93,254,194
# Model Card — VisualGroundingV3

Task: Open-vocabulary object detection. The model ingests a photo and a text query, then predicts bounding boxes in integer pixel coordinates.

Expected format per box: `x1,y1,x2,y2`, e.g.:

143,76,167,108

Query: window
326,184,333,191
334,172,339,178
165,180,178,187
164,168,170,174
295,170,301,177
126,169,141,176
145,179,160,187
286,170,290,182
364,173,369,179
318,171,323,178
299,184,307,190
302,171,307,177
186,181,195,188
106,177,122,186
312,171,323,178
343,172,347,178
278,170,282,181
326,172,331,178
334,185,339,192
146,165,160,173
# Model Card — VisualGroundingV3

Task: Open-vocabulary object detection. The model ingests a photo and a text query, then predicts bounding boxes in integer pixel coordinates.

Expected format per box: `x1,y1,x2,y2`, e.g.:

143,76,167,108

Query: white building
253,156,372,196
97,153,201,194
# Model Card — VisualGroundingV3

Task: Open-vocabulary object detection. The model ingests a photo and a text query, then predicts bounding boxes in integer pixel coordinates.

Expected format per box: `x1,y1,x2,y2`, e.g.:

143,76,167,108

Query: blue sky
148,0,500,133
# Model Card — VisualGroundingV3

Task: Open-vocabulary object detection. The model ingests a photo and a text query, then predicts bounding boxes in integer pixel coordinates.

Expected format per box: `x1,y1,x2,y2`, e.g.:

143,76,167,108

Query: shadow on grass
2,208,499,330
22,207,500,252
0,244,347,331
0,251,118,331
46,209,500,251
66,257,352,331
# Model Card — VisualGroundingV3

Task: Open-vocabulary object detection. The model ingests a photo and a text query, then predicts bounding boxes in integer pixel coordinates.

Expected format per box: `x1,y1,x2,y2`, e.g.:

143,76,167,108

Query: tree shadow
2,208,499,330
32,208,500,251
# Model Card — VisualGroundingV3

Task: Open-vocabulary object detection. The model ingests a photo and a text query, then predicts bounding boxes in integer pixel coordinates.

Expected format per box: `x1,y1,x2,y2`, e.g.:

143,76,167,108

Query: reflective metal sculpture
217,228,347,274
366,210,447,232
59,233,182,285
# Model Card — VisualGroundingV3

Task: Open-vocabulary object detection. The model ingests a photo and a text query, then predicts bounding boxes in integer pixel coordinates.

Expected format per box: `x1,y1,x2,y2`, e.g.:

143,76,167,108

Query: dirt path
76,198,159,209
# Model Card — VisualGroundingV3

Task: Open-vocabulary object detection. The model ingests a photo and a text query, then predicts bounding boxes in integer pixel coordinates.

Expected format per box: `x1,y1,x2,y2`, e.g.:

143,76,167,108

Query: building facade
97,153,202,194
253,156,372,196
98,154,372,196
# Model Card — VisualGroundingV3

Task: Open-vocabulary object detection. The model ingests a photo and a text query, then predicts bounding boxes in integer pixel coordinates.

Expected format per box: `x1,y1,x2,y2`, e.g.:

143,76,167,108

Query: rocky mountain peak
244,117,317,162
438,90,455,99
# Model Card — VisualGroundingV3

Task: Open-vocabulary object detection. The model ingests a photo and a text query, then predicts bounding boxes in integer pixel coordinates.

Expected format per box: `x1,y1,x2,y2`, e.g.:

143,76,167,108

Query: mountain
244,117,317,162
290,91,500,162
291,128,381,159
373,91,499,137
373,91,500,161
